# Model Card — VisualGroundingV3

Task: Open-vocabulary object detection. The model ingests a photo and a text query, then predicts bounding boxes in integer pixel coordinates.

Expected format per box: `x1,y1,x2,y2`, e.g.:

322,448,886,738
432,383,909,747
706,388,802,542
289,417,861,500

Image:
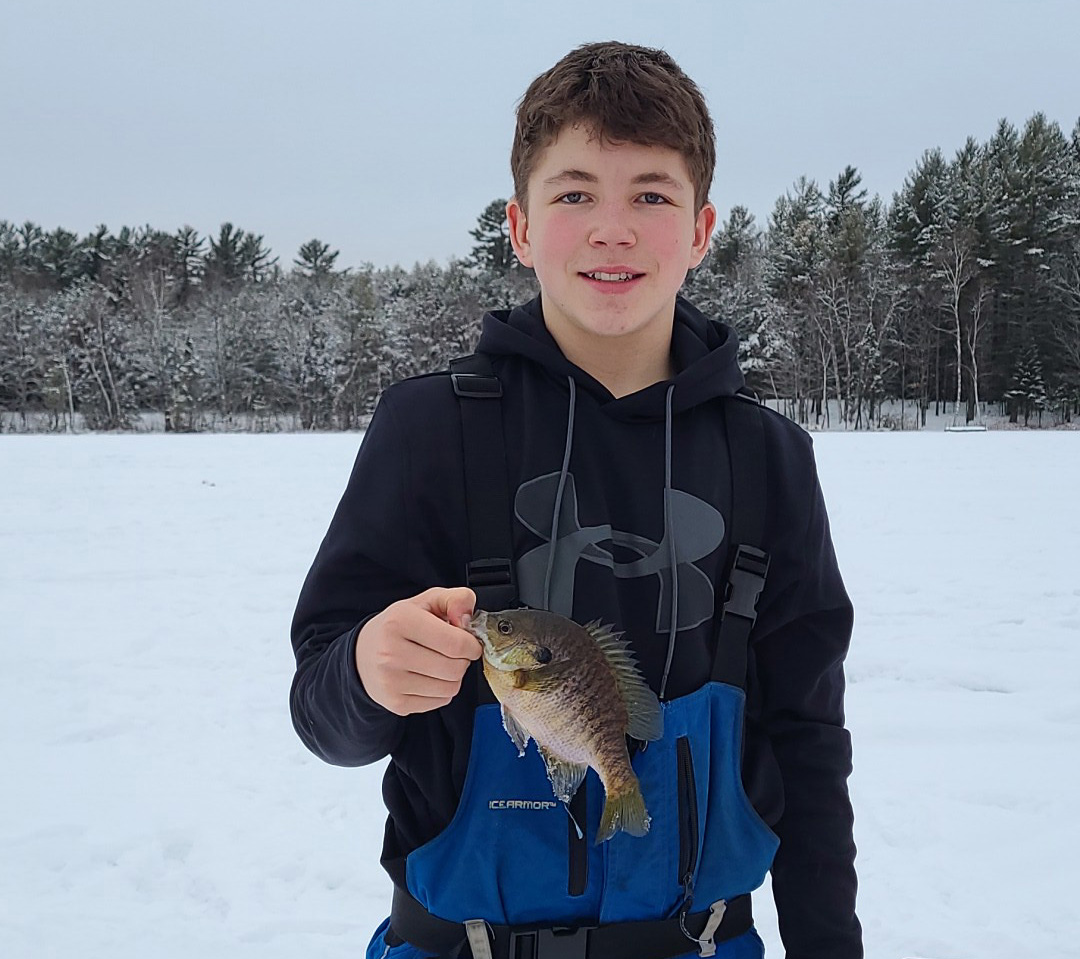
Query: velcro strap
466,919,494,959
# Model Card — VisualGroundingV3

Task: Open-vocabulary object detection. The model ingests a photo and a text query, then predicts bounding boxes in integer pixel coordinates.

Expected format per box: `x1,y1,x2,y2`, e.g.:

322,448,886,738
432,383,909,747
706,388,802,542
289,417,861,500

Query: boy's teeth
587,271,635,281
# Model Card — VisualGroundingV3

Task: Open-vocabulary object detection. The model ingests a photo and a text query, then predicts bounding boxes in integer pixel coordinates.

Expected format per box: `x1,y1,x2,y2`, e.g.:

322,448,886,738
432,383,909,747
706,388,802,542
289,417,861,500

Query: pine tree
239,232,277,283
170,337,207,431
12,222,46,289
205,223,277,286
764,178,826,423
174,226,206,303
710,205,759,275
0,222,22,284
683,207,780,395
824,165,871,279
294,239,341,280
1006,339,1047,425
467,200,517,275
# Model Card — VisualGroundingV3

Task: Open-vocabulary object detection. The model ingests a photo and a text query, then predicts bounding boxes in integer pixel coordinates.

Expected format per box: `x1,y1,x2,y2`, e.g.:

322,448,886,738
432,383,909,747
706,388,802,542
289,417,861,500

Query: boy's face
507,124,715,357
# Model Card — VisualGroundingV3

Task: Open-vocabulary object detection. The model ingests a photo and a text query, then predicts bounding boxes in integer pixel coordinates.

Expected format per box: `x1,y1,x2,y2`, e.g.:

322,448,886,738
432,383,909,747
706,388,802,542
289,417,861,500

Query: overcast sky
3,0,1078,270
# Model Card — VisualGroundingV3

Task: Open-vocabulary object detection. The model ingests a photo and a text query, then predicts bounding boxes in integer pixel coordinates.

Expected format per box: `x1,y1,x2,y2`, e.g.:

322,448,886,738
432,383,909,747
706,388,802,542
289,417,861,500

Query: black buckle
466,558,513,588
466,558,516,610
509,925,594,959
723,545,769,623
452,372,503,398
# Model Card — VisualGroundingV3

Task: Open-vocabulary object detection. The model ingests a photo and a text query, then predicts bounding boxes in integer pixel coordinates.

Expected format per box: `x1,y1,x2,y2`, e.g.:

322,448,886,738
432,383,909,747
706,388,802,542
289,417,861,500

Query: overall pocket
676,735,700,894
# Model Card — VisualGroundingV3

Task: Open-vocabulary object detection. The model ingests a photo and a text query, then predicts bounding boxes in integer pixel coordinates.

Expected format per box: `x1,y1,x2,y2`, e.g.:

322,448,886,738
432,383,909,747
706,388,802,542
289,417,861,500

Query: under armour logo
514,473,725,632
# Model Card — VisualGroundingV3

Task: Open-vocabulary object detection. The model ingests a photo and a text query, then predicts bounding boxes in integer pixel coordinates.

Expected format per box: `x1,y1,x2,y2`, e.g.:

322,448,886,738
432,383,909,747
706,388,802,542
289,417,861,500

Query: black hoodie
290,296,862,958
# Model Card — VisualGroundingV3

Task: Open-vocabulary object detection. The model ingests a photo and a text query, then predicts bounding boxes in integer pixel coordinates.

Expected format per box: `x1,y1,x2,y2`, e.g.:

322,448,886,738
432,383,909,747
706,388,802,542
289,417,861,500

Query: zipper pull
677,875,697,943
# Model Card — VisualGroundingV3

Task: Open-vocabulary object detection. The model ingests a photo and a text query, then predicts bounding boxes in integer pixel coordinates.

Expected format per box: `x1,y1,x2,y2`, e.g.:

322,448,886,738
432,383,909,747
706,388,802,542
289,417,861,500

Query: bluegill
467,608,663,843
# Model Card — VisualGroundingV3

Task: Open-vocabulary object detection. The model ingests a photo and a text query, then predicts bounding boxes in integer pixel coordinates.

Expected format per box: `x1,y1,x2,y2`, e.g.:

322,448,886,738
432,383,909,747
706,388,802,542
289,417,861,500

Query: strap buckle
694,901,728,958
452,372,503,398
466,558,516,610
508,924,595,959
723,545,769,624
466,557,513,588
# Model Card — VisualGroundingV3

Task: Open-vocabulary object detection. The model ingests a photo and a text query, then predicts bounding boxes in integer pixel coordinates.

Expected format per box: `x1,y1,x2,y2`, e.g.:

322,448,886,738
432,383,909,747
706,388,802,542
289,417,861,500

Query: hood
475,294,745,421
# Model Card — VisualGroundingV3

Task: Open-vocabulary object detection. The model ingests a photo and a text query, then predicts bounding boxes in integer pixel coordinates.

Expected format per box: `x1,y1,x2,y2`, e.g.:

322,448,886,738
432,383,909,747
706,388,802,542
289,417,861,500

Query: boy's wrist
346,616,384,708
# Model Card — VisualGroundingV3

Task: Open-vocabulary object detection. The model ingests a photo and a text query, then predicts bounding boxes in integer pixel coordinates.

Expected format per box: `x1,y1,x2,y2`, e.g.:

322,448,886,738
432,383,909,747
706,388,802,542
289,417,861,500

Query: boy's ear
688,202,718,270
506,198,534,270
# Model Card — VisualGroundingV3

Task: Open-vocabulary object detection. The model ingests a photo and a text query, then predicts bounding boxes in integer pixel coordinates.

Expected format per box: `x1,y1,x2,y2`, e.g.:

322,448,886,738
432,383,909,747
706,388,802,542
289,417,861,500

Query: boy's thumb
417,585,476,628
446,586,477,630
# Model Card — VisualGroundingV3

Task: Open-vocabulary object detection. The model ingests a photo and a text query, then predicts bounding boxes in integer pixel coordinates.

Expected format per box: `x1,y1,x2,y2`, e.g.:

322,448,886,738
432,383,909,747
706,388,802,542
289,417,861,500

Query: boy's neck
544,318,676,398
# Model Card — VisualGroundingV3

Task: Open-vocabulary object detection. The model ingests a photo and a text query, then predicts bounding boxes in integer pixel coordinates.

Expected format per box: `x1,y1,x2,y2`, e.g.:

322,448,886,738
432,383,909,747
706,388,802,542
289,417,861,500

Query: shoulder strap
450,353,516,708
711,393,770,688
450,353,518,612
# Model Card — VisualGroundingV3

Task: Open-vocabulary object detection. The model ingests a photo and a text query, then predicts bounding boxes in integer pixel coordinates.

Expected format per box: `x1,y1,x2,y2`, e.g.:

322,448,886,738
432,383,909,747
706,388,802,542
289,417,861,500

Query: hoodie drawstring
543,377,681,701
543,376,577,611
658,383,679,701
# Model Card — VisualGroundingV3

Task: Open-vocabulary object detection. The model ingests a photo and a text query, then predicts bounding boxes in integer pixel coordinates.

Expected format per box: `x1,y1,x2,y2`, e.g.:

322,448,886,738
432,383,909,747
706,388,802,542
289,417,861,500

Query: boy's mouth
581,270,645,283
580,269,646,292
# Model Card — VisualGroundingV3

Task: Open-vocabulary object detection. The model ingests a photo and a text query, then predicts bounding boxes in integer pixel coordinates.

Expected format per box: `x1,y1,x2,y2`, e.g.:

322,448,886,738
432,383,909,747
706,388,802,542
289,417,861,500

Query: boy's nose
588,206,636,247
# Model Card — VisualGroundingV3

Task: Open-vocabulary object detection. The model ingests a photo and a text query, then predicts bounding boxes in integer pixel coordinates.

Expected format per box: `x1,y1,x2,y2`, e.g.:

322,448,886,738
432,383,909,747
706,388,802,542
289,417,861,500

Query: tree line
2,111,1078,431
0,220,535,431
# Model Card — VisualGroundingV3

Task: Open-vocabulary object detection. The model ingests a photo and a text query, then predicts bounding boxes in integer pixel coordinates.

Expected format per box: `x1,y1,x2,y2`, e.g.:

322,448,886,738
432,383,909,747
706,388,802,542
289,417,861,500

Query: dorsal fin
584,621,664,742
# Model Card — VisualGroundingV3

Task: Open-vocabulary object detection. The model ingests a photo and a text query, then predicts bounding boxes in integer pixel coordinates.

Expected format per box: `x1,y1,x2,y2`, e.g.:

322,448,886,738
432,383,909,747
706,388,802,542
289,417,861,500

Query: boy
291,41,862,959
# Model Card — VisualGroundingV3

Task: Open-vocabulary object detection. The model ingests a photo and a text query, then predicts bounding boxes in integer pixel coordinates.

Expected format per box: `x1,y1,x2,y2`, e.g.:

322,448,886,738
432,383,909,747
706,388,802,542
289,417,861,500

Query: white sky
2,0,1079,270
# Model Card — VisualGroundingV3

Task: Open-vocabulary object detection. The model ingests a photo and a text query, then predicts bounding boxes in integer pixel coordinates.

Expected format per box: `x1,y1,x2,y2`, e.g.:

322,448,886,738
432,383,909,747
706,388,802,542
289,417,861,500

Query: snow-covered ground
1,432,1077,959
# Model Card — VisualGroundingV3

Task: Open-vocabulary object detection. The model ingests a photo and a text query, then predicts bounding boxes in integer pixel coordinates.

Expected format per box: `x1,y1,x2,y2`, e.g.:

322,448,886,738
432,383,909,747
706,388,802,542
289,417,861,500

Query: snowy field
1,431,1077,959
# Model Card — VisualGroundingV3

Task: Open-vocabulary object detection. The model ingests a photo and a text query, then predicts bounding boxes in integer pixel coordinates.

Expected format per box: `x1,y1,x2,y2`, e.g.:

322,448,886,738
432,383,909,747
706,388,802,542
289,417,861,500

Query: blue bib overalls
366,356,775,959
366,678,778,959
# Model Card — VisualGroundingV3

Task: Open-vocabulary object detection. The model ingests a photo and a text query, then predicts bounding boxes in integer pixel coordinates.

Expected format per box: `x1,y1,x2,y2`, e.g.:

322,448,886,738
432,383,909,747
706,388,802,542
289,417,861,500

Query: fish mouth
466,610,519,670
466,610,489,645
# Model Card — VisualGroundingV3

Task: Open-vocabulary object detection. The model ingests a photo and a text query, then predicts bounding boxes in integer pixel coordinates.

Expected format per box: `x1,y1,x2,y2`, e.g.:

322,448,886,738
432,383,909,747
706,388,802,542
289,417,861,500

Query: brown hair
511,41,716,213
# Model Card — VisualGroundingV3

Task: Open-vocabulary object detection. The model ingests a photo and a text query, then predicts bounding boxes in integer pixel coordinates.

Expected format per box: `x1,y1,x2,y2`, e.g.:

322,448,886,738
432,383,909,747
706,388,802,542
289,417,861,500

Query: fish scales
468,608,664,843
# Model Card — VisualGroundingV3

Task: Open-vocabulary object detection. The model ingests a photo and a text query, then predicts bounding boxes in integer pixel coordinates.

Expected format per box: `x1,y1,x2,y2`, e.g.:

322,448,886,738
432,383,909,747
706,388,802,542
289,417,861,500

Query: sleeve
288,389,452,767
751,445,863,959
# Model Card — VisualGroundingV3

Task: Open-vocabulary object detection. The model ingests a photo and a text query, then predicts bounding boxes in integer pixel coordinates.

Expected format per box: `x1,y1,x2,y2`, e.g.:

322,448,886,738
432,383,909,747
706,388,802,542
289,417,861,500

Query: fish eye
535,646,552,664
497,619,513,635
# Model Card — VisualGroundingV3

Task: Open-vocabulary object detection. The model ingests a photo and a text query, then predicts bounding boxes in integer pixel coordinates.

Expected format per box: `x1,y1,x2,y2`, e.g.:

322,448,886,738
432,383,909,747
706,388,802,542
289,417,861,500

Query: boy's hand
355,587,481,716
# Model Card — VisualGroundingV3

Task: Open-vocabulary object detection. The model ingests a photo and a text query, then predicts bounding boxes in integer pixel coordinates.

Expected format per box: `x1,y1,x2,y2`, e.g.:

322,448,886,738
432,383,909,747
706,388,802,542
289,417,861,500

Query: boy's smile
507,124,715,393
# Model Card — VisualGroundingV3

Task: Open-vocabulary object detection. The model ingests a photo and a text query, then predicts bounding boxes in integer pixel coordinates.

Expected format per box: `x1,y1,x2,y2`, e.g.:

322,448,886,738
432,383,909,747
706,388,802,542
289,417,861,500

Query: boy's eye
640,192,668,205
558,192,586,204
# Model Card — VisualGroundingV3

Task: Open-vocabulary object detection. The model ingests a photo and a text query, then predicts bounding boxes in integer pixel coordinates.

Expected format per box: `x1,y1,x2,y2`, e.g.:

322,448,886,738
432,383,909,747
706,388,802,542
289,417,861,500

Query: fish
467,607,664,843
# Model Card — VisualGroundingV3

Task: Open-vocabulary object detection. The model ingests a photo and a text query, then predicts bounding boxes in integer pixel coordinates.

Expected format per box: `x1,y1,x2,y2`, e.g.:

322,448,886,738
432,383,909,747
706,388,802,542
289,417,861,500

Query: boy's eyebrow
541,169,685,189
631,172,685,190
542,169,599,186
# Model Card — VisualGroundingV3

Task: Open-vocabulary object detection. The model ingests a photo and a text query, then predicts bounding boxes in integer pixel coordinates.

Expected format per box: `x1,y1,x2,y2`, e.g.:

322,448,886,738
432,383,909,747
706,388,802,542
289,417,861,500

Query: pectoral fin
512,662,573,692
538,746,587,803
500,704,531,756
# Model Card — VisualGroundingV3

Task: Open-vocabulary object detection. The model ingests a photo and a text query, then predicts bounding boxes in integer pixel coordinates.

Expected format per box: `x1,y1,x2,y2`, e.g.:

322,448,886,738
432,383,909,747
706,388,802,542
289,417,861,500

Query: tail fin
597,782,650,843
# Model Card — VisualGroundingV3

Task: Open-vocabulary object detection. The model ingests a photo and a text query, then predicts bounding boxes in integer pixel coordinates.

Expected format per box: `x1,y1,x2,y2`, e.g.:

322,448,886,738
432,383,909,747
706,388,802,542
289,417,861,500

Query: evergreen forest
2,113,1078,432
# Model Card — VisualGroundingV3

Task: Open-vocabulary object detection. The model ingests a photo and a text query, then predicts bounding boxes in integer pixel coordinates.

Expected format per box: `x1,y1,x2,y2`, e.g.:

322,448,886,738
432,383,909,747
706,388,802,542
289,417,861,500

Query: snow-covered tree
1006,340,1047,425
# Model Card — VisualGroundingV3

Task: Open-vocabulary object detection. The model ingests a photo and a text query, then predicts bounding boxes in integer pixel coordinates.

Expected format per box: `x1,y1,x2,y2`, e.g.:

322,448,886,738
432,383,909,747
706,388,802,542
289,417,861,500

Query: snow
2,432,1077,959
